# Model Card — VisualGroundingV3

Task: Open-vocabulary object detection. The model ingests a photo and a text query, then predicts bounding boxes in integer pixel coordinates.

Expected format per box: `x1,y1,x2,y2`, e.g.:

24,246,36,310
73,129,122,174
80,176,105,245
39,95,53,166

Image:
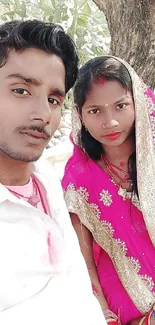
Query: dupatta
62,56,155,314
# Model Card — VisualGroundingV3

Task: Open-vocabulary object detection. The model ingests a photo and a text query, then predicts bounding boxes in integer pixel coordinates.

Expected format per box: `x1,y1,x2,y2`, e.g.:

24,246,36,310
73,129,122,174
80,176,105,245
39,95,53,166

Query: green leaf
83,3,91,15
77,17,87,27
53,9,61,22
0,14,8,21
38,3,53,13
16,1,26,18
3,11,15,19
0,0,10,4
50,0,55,9
14,0,20,7
48,14,54,22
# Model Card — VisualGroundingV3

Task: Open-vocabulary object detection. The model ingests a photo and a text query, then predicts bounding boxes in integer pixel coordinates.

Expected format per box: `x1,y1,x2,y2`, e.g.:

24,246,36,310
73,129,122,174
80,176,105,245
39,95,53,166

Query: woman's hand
103,309,118,321
130,311,155,325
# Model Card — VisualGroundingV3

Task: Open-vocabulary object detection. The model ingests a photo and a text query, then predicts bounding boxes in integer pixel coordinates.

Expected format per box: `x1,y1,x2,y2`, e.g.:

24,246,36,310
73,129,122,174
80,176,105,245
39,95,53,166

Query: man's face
0,48,66,162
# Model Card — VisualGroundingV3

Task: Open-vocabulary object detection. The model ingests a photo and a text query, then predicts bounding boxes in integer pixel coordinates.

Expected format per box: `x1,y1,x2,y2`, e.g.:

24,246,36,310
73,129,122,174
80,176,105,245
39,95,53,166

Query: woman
62,56,155,325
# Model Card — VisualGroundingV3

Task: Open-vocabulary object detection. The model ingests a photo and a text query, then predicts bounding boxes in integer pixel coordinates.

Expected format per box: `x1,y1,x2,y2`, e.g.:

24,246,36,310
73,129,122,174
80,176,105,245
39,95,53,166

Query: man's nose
29,98,51,125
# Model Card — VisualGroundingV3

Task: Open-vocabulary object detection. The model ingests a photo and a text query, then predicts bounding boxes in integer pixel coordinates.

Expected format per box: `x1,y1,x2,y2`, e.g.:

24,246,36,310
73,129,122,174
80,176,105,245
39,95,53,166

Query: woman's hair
73,56,137,195
0,20,79,93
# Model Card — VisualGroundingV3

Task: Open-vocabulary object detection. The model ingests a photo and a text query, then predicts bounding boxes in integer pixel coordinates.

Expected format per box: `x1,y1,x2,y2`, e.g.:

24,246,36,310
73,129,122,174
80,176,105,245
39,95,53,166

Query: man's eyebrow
6,73,42,86
52,88,65,98
6,73,66,97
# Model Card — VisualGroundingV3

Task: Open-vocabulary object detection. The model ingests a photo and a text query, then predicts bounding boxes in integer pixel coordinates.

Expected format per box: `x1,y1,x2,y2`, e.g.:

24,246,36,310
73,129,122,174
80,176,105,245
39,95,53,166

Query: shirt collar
0,160,40,204
0,183,20,203
0,158,53,204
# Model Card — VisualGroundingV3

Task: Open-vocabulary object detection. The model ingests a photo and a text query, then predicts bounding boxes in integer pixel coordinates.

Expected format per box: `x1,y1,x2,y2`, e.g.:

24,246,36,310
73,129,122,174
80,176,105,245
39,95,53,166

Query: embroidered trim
128,257,141,273
77,187,89,201
100,220,114,236
89,203,101,219
114,238,128,254
64,184,155,313
141,275,154,291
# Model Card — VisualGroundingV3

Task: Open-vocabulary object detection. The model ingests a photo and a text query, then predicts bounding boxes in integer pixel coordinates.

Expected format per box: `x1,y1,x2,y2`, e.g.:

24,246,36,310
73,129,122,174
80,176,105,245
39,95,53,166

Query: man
0,20,106,324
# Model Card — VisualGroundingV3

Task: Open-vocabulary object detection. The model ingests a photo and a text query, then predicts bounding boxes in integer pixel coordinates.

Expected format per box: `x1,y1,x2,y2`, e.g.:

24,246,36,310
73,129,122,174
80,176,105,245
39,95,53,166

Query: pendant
28,194,40,206
124,174,130,181
118,187,127,201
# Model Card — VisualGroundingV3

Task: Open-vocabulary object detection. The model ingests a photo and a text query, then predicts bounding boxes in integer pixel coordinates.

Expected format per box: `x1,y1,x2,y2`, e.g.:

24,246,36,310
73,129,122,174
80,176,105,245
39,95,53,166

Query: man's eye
48,98,60,105
116,103,127,110
89,108,100,114
12,88,29,95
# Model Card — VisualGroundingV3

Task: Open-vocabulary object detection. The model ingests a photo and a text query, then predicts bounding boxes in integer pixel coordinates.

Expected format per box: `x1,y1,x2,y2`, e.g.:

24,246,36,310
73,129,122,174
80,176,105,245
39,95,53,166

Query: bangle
153,303,155,320
138,304,155,325
138,316,146,325
145,309,153,325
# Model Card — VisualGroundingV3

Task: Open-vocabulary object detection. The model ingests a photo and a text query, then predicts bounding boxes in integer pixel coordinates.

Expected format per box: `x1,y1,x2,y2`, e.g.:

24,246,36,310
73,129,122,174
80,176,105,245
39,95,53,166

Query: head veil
72,56,155,247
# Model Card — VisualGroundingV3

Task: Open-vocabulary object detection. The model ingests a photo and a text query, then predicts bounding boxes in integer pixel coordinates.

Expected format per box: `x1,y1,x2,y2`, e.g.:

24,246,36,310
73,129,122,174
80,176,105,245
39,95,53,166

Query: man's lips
21,130,49,140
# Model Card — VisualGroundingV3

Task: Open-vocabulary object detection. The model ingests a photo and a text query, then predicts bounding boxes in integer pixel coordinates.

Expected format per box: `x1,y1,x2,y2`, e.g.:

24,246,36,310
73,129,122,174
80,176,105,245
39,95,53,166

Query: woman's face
81,80,135,149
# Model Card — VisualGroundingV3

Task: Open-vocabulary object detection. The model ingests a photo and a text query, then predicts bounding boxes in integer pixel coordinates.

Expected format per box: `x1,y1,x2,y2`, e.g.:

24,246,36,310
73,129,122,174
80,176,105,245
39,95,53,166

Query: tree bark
92,0,155,89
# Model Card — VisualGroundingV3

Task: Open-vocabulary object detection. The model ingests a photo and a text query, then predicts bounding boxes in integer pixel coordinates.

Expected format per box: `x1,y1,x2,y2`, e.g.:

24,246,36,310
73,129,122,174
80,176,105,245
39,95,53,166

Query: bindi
98,77,104,85
97,77,108,107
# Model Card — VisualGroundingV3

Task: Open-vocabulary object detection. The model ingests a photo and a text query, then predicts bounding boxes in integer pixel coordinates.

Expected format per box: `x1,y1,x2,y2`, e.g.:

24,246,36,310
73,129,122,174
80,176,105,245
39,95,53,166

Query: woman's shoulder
62,146,90,189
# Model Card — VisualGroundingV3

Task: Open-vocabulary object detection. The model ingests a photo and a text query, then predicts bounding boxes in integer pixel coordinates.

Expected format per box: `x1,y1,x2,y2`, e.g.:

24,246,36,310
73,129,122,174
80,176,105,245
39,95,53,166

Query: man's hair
0,20,79,93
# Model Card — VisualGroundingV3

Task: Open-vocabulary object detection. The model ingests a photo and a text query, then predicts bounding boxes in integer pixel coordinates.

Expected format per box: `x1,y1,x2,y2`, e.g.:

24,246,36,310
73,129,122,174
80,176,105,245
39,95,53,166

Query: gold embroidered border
64,186,155,313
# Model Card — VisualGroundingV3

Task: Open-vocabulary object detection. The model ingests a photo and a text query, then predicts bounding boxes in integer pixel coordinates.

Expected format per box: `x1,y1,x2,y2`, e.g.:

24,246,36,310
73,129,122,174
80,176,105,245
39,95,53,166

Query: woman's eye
12,88,29,95
89,108,100,114
116,103,127,110
48,98,60,105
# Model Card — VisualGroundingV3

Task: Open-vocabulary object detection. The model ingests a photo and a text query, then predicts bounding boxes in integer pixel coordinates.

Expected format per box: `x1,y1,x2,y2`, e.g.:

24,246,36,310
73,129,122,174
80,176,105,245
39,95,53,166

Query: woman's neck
103,136,135,165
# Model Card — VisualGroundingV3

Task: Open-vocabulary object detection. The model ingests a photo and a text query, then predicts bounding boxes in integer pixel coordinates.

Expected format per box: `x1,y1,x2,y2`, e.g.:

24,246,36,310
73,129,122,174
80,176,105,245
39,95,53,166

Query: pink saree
62,57,155,325
62,144,155,324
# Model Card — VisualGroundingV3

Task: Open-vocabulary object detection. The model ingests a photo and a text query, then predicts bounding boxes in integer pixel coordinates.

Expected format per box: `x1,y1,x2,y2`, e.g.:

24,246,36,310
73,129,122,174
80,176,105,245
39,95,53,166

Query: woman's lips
103,132,121,140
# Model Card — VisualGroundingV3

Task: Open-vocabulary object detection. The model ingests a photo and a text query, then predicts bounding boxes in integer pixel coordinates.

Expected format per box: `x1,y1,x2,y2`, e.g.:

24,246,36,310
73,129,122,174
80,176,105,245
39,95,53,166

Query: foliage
0,0,110,65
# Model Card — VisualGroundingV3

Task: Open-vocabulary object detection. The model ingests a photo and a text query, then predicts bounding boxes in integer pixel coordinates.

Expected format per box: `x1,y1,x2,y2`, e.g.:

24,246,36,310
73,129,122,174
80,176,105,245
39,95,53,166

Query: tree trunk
92,0,155,89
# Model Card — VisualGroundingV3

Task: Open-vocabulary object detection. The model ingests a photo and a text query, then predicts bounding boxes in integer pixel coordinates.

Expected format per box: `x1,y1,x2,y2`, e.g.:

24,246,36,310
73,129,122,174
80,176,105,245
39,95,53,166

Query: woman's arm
70,212,111,313
129,311,155,325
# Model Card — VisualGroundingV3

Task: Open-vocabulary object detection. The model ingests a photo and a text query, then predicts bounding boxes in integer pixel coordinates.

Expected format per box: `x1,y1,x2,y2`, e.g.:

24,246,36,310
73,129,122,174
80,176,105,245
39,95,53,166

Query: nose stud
102,124,106,129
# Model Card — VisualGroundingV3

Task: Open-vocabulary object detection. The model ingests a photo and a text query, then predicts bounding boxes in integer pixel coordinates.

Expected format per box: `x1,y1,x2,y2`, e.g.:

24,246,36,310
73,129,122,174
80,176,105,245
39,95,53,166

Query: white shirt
0,158,106,325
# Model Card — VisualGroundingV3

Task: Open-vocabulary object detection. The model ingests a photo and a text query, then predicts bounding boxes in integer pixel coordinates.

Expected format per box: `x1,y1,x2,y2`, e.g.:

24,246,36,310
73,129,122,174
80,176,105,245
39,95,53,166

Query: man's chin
19,151,43,162
8,151,43,163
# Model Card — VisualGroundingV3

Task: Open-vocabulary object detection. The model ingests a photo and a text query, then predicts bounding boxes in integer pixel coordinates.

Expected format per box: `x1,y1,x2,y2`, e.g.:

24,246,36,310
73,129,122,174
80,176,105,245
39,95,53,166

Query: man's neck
0,154,32,186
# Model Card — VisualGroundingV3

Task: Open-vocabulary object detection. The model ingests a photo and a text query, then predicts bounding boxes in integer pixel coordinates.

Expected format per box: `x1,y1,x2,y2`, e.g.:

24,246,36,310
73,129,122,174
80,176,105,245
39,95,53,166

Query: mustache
15,125,51,138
